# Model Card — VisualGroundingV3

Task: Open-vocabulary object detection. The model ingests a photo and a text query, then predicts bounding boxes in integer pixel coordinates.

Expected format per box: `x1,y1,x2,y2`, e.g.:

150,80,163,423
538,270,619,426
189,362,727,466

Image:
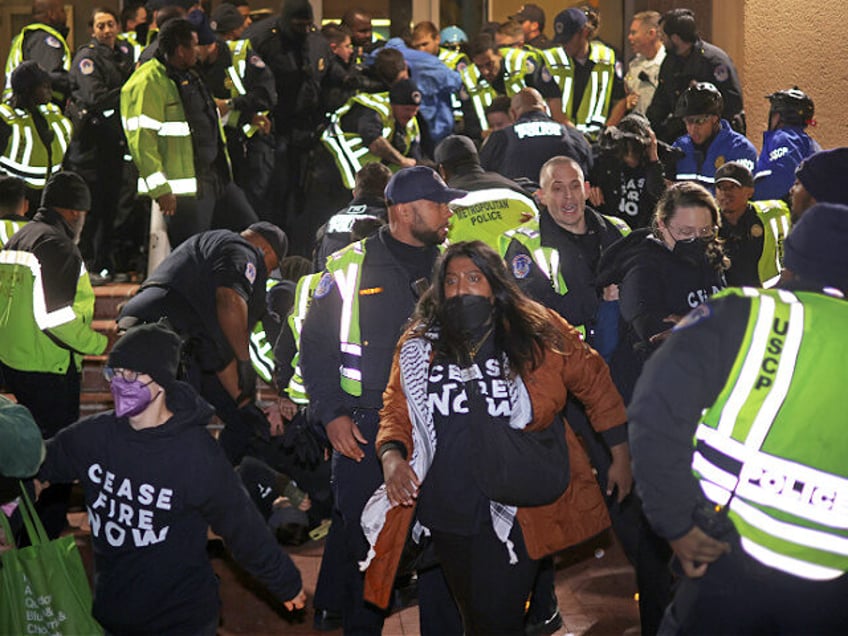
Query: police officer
66,7,135,283
118,1,150,62
205,4,277,222
0,176,29,247
788,147,848,222
628,202,848,633
434,134,538,248
299,166,464,634
321,78,422,190
479,87,592,182
117,221,288,464
121,17,255,248
459,32,535,142
340,8,384,66
647,8,745,144
671,83,757,192
715,161,790,287
313,162,390,271
624,11,666,116
533,7,625,142
3,0,71,106
753,87,821,201
0,171,107,537
244,0,337,231
511,4,551,50
0,61,72,212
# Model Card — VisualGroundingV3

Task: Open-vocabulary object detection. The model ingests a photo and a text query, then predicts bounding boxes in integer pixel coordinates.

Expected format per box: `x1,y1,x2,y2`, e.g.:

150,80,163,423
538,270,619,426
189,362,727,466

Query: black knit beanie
108,323,182,390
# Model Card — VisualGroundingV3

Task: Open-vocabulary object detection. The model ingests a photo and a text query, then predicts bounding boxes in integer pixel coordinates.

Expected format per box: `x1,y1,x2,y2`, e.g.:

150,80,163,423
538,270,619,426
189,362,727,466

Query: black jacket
588,152,665,229
646,39,745,143
39,382,302,634
597,228,726,351
300,227,438,426
479,110,593,183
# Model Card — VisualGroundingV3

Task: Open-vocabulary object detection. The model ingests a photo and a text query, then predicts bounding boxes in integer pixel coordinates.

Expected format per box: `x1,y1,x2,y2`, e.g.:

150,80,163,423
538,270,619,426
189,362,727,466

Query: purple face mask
110,376,154,417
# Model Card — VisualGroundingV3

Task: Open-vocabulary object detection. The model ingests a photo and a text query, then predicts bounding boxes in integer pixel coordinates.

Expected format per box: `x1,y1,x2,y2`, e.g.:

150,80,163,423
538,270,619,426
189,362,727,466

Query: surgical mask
110,376,155,417
672,237,709,266
445,294,493,333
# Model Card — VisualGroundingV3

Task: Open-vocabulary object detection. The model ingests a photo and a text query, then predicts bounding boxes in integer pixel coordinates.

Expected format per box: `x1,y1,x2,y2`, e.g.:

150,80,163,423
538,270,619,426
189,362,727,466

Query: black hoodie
597,228,726,351
40,382,302,635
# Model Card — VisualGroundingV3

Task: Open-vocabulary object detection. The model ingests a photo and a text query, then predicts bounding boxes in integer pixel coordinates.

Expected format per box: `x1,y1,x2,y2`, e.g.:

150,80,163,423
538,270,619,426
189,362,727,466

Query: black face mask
444,294,493,333
672,238,709,265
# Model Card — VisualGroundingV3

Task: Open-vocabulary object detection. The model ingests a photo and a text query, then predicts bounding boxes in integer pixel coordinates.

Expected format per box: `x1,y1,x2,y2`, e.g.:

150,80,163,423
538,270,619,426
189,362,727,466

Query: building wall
712,0,846,151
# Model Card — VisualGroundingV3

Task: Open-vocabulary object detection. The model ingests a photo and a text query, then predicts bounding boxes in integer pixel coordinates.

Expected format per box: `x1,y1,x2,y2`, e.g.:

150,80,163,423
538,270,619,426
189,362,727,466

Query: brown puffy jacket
363,310,628,608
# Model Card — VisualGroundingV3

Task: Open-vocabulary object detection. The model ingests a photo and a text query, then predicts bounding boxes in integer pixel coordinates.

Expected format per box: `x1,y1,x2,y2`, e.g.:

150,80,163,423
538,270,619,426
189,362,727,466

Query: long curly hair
409,241,564,374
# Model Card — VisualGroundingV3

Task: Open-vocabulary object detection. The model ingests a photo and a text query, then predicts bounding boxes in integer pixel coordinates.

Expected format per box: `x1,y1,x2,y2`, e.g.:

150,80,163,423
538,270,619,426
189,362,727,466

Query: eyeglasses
683,115,715,126
103,367,151,383
667,224,718,241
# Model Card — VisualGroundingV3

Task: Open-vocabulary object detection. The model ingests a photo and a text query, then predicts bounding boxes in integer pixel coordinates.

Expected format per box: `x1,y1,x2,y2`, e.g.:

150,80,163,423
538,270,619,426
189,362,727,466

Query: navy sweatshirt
40,382,302,635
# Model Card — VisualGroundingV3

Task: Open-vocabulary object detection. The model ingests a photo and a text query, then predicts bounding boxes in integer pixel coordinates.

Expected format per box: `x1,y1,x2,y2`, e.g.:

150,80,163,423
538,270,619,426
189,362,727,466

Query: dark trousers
665,545,848,634
566,398,672,635
166,177,257,248
330,408,388,635
432,520,539,636
0,362,80,539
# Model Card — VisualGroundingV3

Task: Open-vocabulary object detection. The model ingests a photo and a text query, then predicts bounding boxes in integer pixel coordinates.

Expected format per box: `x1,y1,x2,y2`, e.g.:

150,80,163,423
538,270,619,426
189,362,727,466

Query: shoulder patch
119,43,130,56
459,86,469,100
456,60,468,73
245,261,257,284
524,57,536,75
713,63,729,83
714,155,725,170
45,35,62,49
249,54,265,69
672,303,712,332
511,253,532,279
79,58,95,75
750,223,764,238
314,271,335,298
541,65,552,83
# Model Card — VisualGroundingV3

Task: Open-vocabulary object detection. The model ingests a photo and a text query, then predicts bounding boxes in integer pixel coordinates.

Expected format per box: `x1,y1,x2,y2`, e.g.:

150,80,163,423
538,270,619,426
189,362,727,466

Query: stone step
92,282,139,321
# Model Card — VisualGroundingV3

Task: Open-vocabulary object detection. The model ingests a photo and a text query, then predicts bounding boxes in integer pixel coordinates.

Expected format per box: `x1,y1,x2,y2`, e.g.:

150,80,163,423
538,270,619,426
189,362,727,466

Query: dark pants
0,362,80,538
664,545,848,634
229,131,276,223
330,408,388,635
566,398,672,635
166,177,256,248
432,520,539,636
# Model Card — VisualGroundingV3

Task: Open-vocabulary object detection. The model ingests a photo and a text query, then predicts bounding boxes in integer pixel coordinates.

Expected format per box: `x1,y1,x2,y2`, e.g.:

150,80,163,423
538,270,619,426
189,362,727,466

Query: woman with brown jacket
359,241,631,634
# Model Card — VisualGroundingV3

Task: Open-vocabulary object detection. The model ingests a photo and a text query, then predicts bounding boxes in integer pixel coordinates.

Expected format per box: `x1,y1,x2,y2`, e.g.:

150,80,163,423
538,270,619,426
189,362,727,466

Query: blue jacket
673,119,757,192
374,38,461,145
754,126,821,201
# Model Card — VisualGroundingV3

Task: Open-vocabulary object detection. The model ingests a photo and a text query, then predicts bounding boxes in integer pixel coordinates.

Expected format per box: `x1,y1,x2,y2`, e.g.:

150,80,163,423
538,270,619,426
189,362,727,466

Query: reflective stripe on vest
693,287,848,580
0,250,77,329
286,273,322,404
324,242,367,396
321,92,418,190
0,103,71,188
460,64,496,133
248,279,279,384
0,219,26,248
540,41,615,138
751,200,791,286
4,24,71,100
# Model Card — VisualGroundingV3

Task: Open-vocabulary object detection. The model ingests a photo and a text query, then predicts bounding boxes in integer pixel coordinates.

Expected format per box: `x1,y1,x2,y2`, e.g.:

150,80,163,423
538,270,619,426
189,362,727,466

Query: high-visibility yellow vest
694,287,848,580
0,102,72,189
321,91,420,190
539,41,616,139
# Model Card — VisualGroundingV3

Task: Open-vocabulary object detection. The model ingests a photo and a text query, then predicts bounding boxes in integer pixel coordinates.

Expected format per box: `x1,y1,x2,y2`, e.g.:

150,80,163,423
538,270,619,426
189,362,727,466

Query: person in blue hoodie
38,322,306,635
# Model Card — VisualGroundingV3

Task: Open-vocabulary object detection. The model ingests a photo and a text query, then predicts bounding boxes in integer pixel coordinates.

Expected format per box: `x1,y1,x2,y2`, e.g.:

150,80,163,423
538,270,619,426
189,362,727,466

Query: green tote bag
0,485,102,635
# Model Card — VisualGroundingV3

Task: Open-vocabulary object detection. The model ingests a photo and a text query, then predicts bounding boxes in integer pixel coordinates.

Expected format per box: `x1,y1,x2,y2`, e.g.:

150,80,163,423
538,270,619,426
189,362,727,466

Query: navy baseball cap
552,7,587,45
384,166,467,205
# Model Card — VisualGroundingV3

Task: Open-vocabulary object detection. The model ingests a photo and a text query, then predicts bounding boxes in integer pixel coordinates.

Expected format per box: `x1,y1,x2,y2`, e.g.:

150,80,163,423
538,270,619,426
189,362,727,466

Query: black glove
238,402,271,442
281,412,326,468
236,359,257,403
